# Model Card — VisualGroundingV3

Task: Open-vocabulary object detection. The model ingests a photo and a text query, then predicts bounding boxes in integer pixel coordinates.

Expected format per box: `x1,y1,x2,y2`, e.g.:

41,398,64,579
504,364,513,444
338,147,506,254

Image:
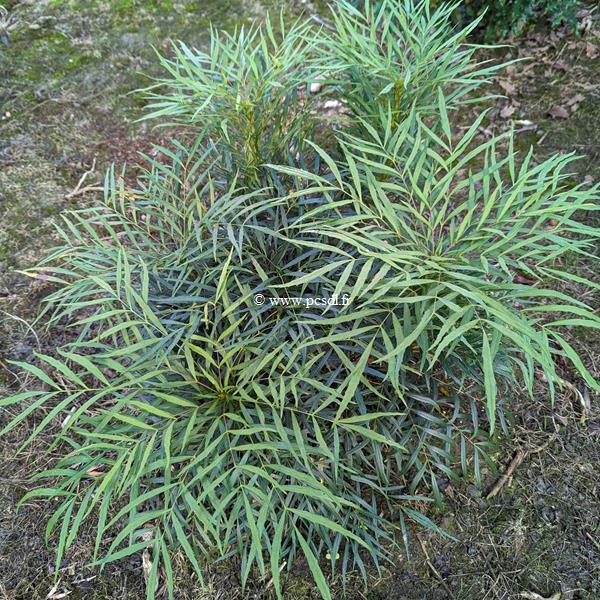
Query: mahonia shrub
142,1,507,182
1,1,598,599
142,15,319,187
318,0,505,130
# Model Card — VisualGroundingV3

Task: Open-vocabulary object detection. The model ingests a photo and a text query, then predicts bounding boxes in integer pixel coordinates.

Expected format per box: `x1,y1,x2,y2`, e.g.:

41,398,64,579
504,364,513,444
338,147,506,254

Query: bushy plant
141,15,318,187
142,1,507,180
318,0,505,129
1,1,598,599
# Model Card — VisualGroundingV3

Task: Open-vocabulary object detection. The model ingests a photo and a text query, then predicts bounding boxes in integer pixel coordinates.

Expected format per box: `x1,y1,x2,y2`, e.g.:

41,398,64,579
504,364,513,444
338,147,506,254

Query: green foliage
456,0,580,41
141,14,317,187
1,1,598,599
353,0,581,41
318,0,505,130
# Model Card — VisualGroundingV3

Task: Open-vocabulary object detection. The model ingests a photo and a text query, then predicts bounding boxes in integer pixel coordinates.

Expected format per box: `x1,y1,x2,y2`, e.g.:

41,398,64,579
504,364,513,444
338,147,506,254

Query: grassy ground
0,2,598,599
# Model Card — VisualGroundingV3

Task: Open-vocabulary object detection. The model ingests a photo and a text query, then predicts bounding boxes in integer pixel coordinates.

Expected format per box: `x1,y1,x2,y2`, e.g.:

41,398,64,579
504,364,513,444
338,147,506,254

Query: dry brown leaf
141,530,156,593
46,582,72,600
497,79,516,95
514,274,537,285
553,60,569,72
521,63,536,76
500,104,517,119
487,108,499,122
142,550,153,583
565,93,585,106
548,105,569,119
586,43,598,60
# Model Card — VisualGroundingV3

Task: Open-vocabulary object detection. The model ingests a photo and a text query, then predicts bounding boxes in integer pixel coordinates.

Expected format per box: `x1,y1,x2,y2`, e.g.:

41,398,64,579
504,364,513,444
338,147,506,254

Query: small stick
541,373,589,421
418,538,456,599
536,130,549,145
486,449,527,500
65,159,100,198
486,435,557,500
519,592,561,600
263,561,287,593
0,477,29,484
0,309,41,350
65,184,104,198
585,531,600,552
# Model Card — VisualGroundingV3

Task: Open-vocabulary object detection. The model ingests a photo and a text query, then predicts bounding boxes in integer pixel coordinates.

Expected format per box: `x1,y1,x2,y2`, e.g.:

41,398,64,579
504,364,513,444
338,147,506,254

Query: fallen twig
263,561,287,593
65,158,101,198
0,309,41,350
0,477,29,484
540,373,589,422
486,435,557,500
65,184,104,198
418,538,456,599
519,592,561,600
486,449,527,500
585,531,600,552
